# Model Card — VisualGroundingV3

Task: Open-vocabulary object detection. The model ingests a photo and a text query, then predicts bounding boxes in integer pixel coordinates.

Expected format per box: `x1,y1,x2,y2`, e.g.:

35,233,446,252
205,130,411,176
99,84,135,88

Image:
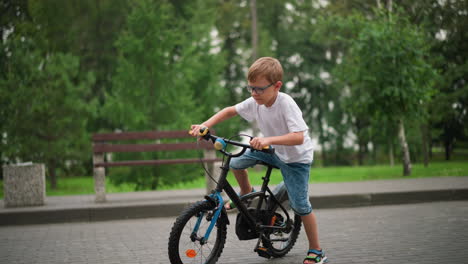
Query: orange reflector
270,215,277,226
185,249,197,258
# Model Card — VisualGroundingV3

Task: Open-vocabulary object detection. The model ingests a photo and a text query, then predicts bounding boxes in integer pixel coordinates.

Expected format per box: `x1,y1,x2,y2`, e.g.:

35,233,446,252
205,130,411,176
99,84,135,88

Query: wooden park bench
92,130,221,202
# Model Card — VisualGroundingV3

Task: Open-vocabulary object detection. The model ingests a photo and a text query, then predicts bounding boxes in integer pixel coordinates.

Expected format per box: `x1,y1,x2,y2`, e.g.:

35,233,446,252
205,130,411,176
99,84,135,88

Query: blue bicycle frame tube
191,211,204,237
191,191,224,243
202,191,224,242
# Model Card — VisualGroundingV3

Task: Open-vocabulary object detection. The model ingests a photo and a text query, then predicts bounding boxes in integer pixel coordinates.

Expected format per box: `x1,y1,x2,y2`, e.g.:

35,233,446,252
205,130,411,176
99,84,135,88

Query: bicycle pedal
255,247,271,259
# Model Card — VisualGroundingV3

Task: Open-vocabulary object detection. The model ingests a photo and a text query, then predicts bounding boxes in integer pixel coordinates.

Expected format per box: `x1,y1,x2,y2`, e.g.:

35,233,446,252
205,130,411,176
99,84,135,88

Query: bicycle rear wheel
262,199,302,258
168,200,227,264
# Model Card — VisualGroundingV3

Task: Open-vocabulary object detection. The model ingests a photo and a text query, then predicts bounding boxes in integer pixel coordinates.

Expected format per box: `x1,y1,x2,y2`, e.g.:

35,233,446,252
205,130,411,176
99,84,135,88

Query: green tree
0,30,95,188
1,0,128,182
419,0,468,160
27,0,130,133
271,0,356,165
378,0,468,161
103,0,225,190
335,8,438,175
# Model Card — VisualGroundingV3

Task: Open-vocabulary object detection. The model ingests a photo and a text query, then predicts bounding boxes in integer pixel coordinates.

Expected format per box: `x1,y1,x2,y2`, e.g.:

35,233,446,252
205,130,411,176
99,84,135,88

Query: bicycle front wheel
168,200,227,264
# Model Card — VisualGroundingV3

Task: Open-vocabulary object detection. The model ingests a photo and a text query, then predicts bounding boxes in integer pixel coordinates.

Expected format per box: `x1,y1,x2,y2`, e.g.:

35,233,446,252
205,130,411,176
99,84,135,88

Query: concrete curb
0,202,193,226
1,187,467,226
311,188,468,209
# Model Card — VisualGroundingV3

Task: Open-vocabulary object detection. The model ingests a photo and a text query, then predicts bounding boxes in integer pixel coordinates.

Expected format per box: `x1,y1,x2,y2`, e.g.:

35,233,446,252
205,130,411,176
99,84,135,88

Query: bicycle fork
190,191,224,245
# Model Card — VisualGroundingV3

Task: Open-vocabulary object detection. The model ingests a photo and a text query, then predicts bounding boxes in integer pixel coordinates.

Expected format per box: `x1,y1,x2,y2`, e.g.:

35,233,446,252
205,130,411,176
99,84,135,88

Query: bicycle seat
256,161,279,170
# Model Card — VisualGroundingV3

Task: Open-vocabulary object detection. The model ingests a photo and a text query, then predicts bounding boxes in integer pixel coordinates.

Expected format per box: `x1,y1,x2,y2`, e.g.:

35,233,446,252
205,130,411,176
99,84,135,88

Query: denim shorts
230,149,312,216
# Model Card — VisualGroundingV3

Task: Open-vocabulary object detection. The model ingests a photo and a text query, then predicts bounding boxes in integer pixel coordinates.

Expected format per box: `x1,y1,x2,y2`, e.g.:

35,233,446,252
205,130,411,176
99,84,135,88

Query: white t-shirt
235,92,314,164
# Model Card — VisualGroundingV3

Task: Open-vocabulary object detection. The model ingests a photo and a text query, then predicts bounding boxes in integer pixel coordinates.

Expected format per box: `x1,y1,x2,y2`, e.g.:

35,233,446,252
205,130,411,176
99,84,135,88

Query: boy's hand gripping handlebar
197,127,275,156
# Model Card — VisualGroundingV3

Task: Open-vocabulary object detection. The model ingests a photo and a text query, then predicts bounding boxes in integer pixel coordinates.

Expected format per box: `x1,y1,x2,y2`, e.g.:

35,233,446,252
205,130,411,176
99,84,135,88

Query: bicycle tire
168,200,227,264
262,198,302,258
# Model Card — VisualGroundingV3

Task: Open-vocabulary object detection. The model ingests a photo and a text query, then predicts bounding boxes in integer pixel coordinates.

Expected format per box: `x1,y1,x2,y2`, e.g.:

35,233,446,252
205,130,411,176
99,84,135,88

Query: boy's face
248,77,281,107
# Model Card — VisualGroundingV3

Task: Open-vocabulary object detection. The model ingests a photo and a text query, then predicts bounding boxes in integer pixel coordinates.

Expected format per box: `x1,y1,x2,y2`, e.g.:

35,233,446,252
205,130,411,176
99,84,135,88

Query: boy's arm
250,131,304,150
190,106,237,136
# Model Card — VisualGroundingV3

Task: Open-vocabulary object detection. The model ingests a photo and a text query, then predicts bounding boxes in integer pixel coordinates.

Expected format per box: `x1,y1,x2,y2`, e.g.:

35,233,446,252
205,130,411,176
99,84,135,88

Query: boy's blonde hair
248,57,283,83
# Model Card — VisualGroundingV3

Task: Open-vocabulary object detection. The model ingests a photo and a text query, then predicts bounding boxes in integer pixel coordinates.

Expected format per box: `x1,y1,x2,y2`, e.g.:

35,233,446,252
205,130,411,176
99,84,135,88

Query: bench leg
204,150,220,195
93,153,106,202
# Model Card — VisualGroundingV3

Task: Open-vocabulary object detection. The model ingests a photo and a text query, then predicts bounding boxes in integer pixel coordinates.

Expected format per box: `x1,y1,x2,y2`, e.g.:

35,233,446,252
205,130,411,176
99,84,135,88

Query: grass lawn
0,161,467,198
232,161,468,187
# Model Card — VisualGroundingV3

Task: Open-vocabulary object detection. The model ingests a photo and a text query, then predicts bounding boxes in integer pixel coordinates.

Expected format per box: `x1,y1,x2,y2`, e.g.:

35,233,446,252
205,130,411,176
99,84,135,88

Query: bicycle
168,127,302,264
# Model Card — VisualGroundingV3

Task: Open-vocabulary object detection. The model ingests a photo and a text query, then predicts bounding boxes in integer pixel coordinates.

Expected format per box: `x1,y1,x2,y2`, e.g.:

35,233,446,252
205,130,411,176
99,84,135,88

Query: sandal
303,249,328,264
225,187,256,210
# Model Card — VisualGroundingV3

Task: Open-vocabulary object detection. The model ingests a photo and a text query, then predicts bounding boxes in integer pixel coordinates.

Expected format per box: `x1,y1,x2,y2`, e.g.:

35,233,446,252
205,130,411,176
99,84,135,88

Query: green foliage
27,0,130,103
310,6,442,168
335,8,438,124
327,7,440,174
0,26,95,183
271,0,357,165
105,0,224,130
1,0,467,188
102,0,225,190
416,0,468,159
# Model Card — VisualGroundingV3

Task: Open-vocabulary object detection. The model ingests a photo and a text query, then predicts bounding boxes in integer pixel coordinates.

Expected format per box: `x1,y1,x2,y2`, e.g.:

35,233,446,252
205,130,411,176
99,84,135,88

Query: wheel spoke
169,201,227,264
262,201,301,257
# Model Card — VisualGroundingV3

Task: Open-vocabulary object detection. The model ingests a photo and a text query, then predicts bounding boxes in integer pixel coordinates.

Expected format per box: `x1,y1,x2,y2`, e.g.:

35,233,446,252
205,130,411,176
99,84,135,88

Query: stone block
3,163,46,207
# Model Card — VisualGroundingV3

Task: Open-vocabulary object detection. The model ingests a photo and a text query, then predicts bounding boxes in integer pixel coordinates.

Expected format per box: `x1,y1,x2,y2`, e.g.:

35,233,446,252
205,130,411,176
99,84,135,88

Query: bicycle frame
194,131,293,244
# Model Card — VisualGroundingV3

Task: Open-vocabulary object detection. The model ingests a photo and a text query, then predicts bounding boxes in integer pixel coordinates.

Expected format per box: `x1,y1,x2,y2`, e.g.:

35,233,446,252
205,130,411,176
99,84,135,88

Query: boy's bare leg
233,169,252,195
301,212,322,263
225,169,252,209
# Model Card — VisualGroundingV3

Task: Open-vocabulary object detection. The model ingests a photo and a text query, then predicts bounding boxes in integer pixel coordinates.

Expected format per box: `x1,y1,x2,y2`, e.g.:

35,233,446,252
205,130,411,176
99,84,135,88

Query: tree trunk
429,132,433,159
420,124,429,167
48,160,57,189
317,108,327,166
250,0,258,62
151,175,158,190
356,119,366,166
398,119,412,176
388,137,394,166
371,141,378,164
249,0,261,137
0,150,3,180
321,148,328,166
444,139,452,160
387,0,393,12
358,144,365,166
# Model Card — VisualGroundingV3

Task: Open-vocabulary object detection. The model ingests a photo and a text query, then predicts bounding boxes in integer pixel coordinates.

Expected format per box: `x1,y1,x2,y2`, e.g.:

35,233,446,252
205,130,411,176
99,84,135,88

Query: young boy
190,57,327,264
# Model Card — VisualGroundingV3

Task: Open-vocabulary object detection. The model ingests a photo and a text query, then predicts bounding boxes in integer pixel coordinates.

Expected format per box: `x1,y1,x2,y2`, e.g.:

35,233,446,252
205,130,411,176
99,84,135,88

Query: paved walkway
1,201,467,264
1,176,468,225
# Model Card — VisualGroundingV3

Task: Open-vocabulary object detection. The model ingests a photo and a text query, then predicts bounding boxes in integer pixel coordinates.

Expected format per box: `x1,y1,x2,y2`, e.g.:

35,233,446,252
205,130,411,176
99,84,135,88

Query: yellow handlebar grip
199,126,209,136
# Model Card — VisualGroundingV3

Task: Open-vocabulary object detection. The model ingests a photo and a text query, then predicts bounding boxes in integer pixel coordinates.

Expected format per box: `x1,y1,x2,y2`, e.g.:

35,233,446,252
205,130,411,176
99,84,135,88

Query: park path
1,201,467,264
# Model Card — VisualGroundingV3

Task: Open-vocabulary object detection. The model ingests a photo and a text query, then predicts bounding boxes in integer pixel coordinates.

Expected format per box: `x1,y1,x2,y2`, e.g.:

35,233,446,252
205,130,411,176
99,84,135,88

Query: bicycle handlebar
198,127,275,157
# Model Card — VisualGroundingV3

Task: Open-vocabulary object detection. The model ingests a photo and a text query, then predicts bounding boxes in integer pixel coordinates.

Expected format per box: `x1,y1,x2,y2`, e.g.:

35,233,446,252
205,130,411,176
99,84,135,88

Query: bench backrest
92,130,219,168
